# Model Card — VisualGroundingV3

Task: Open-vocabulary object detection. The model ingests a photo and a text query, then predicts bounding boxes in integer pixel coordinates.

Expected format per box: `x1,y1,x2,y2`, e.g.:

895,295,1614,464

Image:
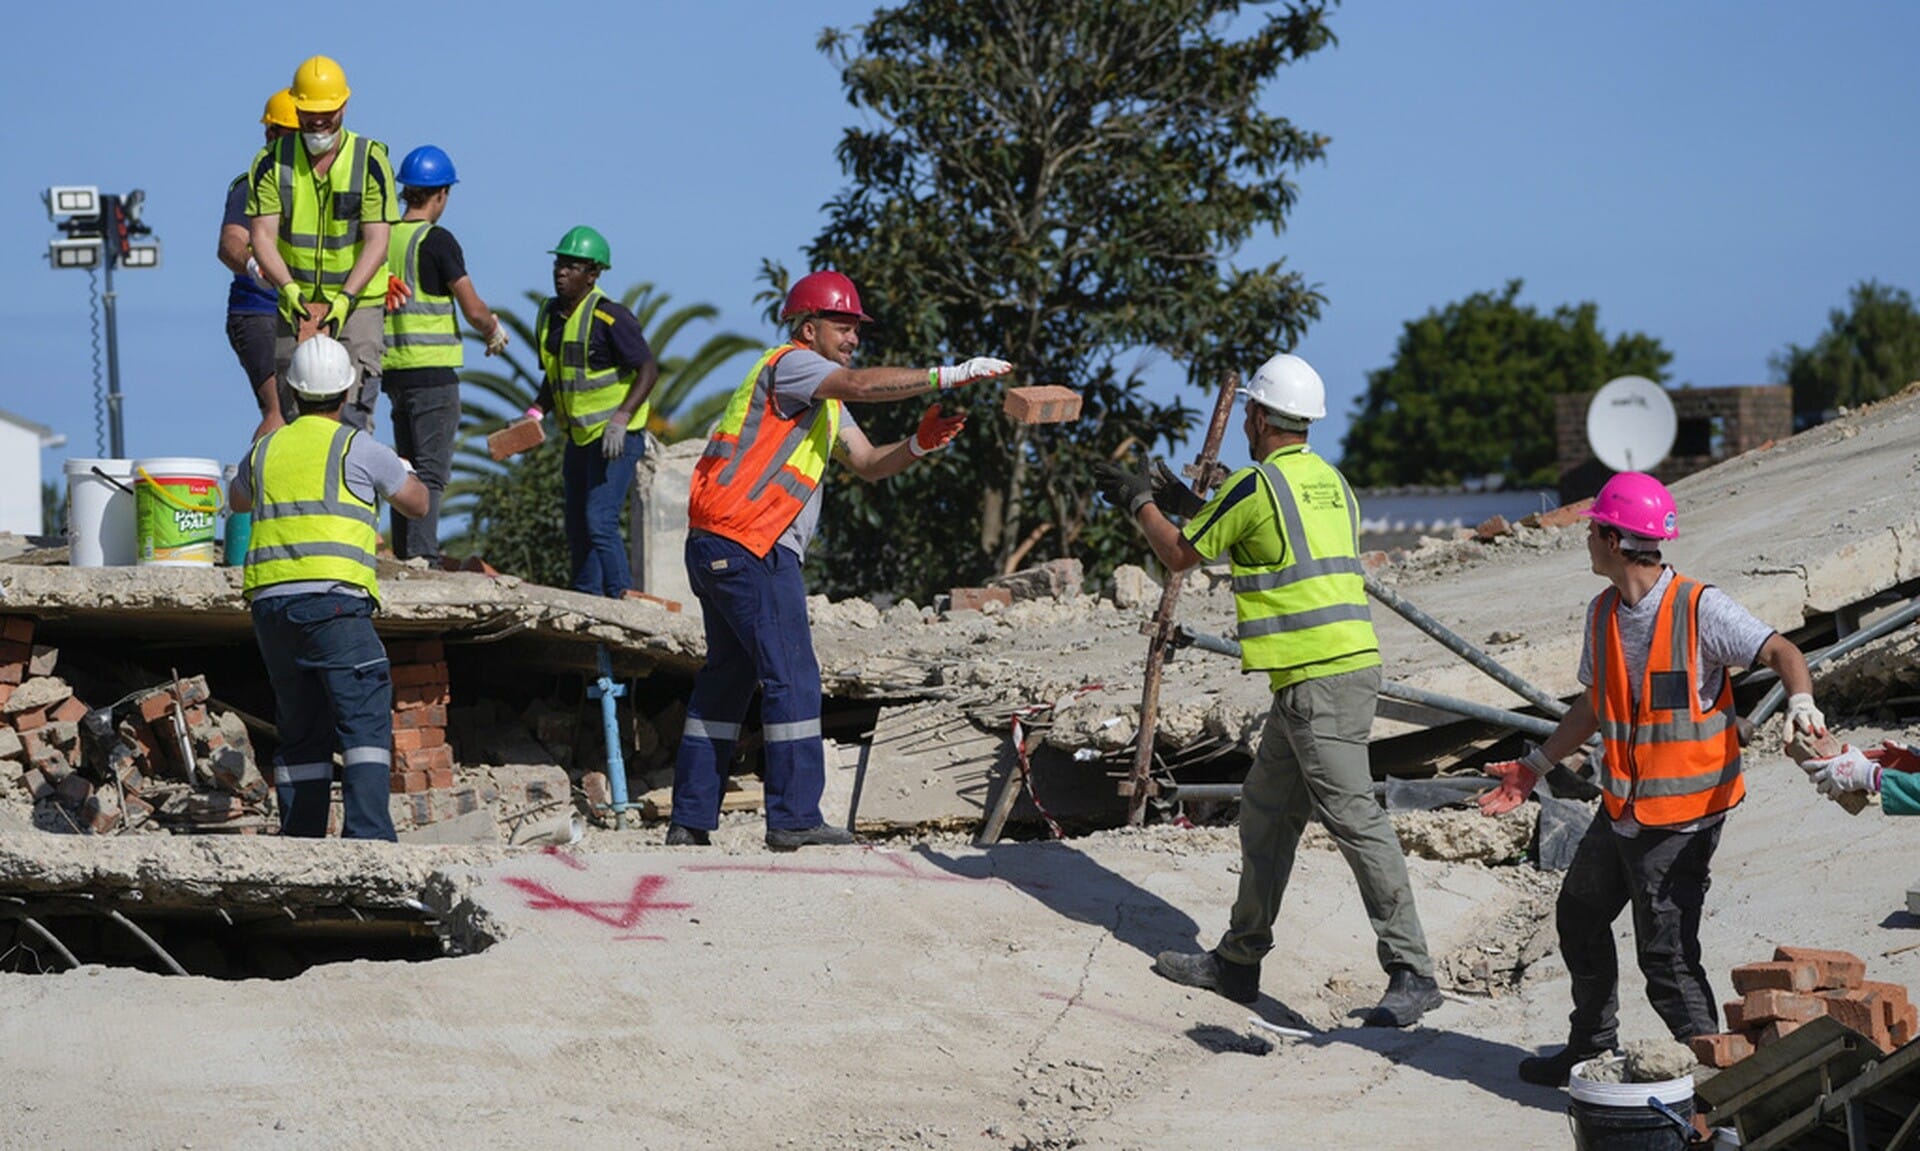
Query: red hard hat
781,270,873,322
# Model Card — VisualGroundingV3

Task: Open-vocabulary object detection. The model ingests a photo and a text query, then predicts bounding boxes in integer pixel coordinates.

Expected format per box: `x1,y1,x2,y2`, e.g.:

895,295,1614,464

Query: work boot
1151,949,1260,1004
1517,1044,1613,1088
664,824,710,846
1364,968,1444,1028
765,823,856,851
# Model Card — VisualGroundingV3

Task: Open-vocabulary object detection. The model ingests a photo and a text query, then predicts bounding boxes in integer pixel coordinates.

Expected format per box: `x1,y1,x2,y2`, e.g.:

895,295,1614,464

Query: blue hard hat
397,145,458,188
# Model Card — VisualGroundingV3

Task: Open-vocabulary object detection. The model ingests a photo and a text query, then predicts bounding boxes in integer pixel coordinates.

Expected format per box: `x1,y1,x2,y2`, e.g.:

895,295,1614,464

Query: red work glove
910,404,966,458
385,274,412,312
1866,740,1920,775
1477,746,1553,816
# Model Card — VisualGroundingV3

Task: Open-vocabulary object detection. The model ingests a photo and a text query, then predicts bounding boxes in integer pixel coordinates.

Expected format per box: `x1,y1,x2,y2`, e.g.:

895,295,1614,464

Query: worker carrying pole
229,335,430,840
218,88,299,446
1474,471,1823,1086
379,144,510,563
1094,351,1442,1028
666,270,1011,850
245,55,398,432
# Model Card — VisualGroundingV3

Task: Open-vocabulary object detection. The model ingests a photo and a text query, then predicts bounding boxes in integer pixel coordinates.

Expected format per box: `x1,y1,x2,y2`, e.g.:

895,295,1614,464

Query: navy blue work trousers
671,533,825,831
250,592,397,841
563,431,646,598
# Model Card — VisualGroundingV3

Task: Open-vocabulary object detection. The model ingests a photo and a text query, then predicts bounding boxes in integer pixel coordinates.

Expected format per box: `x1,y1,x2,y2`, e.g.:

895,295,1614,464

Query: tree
444,282,758,582
1339,280,1672,488
1772,281,1920,425
770,0,1337,601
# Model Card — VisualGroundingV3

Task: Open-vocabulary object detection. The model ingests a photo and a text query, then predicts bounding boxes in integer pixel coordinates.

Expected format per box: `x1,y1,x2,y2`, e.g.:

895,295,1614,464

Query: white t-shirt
1575,566,1776,836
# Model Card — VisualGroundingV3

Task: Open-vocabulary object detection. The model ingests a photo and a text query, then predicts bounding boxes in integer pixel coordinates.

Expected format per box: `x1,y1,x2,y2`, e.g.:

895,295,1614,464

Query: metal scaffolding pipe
1748,596,1920,726
1364,578,1570,717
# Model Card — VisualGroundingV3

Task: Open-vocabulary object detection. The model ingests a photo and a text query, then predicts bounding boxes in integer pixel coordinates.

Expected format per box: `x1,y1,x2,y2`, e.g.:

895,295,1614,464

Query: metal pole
1364,577,1568,717
1748,596,1920,726
589,645,630,829
101,238,125,458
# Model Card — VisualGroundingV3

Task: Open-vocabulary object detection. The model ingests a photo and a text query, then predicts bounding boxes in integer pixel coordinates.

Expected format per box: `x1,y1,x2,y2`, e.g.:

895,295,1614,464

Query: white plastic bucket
1569,1058,1695,1105
64,458,137,567
133,457,223,567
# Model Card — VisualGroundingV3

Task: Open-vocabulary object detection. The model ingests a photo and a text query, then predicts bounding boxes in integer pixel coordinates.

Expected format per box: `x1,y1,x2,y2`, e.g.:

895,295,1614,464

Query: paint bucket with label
134,458,223,567
65,458,138,567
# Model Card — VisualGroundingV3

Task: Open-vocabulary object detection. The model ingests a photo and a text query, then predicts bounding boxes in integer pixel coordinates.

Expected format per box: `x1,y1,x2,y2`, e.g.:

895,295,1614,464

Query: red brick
621,590,683,612
400,744,454,774
19,768,52,801
1820,989,1892,1051
384,639,445,665
1897,1003,1920,1048
1756,1019,1809,1047
0,617,33,644
392,704,448,730
1732,961,1820,995
390,661,449,688
425,768,454,790
948,586,1013,613
83,789,121,834
10,707,47,733
26,645,57,677
1861,980,1910,1020
1689,1033,1754,1068
138,692,175,725
1724,1000,1746,1032
487,417,546,461
1773,946,1866,991
122,793,154,822
1527,499,1594,530
581,771,611,811
1475,515,1513,541
1742,989,1827,1026
388,726,446,752
0,662,22,687
0,684,12,710
50,696,88,725
1001,385,1083,425
393,683,451,709
461,556,500,577
390,770,430,794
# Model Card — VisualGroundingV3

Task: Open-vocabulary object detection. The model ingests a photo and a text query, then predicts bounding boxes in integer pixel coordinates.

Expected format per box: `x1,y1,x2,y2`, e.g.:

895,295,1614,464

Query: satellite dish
1586,376,1676,472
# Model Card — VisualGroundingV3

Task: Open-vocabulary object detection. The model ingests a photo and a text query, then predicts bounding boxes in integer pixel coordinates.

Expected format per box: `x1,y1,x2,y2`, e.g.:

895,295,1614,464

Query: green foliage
444,281,757,577
1771,281,1920,423
777,0,1337,600
1339,280,1672,488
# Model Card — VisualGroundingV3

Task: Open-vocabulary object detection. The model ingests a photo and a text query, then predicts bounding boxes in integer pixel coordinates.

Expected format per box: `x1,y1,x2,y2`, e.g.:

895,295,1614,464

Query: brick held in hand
487,418,546,461
1002,385,1083,425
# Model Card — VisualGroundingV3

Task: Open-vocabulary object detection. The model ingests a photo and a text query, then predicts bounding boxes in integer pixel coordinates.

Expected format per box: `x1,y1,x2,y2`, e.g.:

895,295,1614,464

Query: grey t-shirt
768,347,859,561
232,421,411,600
1576,566,1776,835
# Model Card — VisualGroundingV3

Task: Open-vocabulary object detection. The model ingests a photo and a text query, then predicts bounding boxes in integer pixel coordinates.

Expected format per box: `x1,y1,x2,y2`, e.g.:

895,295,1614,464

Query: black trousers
1556,809,1722,1051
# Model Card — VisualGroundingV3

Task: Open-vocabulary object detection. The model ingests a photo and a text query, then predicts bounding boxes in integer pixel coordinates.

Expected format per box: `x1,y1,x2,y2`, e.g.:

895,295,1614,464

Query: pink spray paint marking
502,874,692,934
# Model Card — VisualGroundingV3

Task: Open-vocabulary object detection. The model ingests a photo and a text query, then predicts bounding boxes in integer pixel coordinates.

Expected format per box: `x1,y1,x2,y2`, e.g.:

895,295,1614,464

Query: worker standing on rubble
1475,471,1823,1086
219,89,299,445
380,144,510,563
1095,352,1443,1028
231,334,430,841
246,55,397,431
667,270,1011,850
1801,741,1920,813
510,226,659,597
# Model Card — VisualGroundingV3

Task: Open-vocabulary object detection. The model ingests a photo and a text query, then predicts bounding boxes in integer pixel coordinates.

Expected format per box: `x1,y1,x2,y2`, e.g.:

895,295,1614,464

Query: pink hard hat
1584,472,1678,541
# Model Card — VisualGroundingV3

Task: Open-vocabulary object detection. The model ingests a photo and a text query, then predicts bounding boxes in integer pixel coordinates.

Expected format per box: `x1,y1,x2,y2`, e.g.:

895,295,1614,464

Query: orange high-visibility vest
1590,573,1745,826
687,344,842,557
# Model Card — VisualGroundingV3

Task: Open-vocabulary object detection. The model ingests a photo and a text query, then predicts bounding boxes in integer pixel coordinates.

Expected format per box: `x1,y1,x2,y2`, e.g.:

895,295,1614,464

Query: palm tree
442,281,760,565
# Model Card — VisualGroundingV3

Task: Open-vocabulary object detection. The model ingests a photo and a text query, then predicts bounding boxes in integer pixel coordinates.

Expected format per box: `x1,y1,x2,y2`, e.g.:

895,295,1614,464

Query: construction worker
1800,742,1920,812
245,55,397,432
667,270,1010,850
230,335,428,841
515,225,658,597
218,89,298,445
1475,471,1823,1085
380,144,510,562
1096,352,1443,1027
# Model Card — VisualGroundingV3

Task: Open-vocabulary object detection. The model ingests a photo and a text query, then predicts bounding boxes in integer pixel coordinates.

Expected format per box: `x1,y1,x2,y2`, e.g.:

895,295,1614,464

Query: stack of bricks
0,616,111,832
1689,946,1917,1068
388,638,453,795
123,676,266,831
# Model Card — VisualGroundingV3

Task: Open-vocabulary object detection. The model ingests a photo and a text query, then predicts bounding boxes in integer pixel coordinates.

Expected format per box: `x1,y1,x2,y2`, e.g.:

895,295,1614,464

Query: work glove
1477,745,1554,816
910,404,966,457
1802,745,1880,797
930,357,1014,390
484,316,510,356
385,274,412,312
1151,458,1206,519
1093,459,1155,516
246,256,271,292
1866,740,1920,775
601,422,628,461
276,282,307,328
322,294,352,335
1785,693,1827,741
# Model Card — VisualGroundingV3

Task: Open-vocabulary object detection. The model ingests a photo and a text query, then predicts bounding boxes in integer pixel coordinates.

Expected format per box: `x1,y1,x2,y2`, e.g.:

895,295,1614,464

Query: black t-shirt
384,224,470,390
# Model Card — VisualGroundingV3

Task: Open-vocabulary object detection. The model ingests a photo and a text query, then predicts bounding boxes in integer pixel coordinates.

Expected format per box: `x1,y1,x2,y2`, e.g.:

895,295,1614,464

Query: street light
43,184,161,459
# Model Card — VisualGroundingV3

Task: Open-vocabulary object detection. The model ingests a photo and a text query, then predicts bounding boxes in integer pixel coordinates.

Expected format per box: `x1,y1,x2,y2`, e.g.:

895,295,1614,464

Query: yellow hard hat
260,88,299,129
289,55,351,113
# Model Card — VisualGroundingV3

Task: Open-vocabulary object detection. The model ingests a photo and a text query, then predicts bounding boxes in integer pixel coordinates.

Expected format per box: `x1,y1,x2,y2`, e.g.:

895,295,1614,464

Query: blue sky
4,1,1917,494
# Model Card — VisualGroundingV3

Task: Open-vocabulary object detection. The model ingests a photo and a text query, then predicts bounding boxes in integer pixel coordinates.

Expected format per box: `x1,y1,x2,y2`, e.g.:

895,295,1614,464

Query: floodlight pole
101,244,124,458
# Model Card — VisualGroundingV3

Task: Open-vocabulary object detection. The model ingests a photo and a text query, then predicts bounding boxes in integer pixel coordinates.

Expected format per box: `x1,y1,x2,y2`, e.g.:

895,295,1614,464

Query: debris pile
1690,946,1916,1067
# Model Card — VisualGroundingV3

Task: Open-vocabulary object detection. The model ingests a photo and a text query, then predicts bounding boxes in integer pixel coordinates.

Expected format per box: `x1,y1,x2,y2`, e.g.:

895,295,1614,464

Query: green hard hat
548,225,611,269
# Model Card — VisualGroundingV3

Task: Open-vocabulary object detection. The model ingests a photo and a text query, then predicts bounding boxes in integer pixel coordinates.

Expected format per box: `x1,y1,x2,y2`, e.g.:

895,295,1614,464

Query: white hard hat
287,334,356,400
1241,353,1326,422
